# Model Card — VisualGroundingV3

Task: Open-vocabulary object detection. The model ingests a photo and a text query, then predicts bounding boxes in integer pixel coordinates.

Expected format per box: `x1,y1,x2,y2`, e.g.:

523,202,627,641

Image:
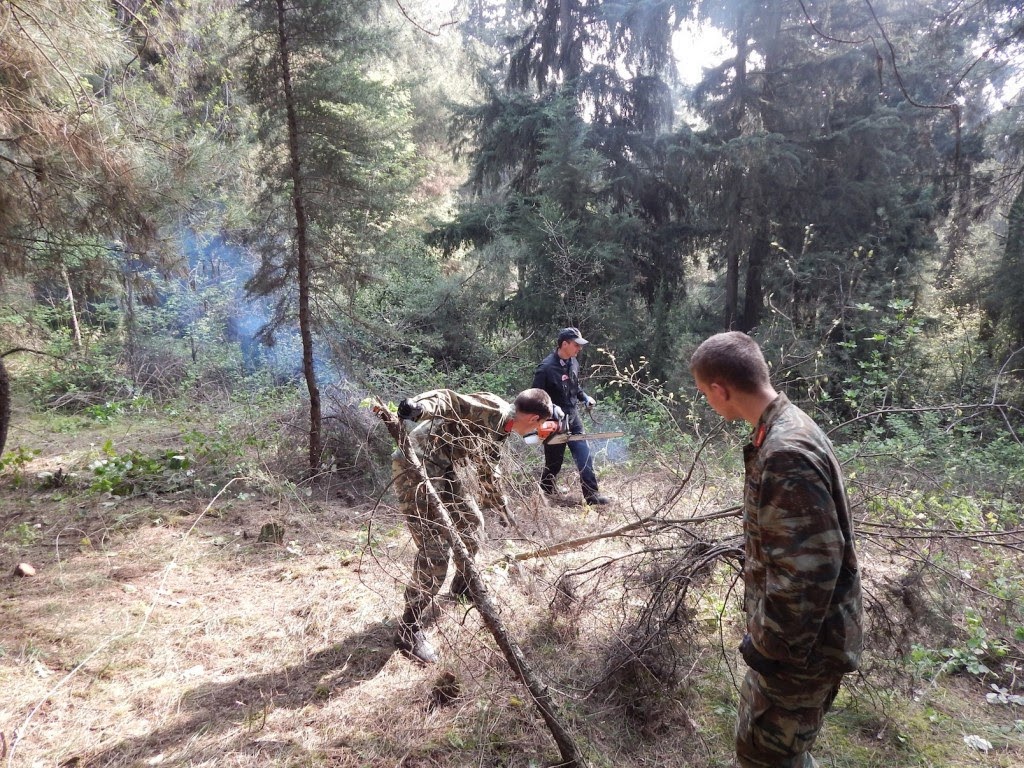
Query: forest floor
1,393,1023,768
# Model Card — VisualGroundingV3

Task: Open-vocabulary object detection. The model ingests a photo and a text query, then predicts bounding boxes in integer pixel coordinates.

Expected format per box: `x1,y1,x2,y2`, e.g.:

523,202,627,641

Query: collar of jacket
750,392,791,449
500,402,517,433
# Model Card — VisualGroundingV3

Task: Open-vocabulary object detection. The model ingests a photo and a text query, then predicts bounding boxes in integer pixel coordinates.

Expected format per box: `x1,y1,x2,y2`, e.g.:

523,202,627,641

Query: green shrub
88,440,193,497
0,446,41,487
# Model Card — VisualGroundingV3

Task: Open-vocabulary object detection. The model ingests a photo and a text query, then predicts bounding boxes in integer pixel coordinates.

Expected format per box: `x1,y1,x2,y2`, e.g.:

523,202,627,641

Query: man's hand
551,404,570,433
739,634,781,676
584,395,596,408
397,398,423,421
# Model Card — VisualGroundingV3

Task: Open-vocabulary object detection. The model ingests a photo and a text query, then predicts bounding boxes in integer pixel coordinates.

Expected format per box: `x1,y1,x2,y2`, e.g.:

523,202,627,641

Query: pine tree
437,0,695,376
240,0,417,469
0,1,156,276
687,0,978,339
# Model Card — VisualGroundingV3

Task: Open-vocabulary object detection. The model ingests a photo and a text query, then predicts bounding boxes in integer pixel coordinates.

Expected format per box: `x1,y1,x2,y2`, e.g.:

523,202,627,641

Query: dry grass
2,398,1024,768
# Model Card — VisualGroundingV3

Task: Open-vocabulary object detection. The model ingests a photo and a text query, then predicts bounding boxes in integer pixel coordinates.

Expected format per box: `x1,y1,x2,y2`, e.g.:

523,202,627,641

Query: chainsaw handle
536,419,561,443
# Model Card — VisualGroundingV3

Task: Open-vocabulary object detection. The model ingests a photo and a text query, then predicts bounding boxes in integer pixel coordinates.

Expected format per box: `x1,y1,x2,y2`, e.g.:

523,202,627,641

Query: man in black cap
532,327,610,505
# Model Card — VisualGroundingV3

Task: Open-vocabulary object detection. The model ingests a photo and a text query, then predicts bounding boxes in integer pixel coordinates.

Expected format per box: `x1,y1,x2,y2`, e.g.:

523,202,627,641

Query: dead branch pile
591,537,743,729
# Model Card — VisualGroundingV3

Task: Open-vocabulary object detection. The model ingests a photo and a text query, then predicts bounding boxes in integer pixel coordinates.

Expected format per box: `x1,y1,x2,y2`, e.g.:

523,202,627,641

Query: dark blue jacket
532,350,590,414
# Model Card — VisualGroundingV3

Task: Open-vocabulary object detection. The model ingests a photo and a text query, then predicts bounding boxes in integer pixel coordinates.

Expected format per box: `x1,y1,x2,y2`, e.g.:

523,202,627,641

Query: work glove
584,395,596,408
739,634,781,677
551,404,570,433
396,398,423,421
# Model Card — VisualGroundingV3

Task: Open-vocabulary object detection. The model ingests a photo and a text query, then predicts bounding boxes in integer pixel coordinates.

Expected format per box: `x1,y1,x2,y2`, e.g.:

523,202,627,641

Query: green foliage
23,341,139,411
442,1,695,380
88,440,193,497
180,420,269,491
241,0,420,334
2,522,39,546
986,184,1024,350
84,396,154,423
0,446,41,487
909,610,1010,680
835,298,925,414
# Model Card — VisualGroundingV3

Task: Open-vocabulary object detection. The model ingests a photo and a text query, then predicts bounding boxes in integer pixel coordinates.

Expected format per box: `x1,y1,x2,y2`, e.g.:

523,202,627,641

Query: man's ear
710,381,730,400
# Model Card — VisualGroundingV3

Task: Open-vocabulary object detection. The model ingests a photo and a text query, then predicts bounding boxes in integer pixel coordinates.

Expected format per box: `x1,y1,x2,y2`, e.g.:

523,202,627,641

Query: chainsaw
525,419,624,445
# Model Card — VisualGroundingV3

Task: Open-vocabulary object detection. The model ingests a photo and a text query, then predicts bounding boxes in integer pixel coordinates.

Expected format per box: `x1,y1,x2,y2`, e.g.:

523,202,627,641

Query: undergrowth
2,339,1023,767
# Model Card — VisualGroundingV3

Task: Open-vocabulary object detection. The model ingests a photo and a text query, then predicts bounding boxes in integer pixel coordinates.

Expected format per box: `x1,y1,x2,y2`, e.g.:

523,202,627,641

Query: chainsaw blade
543,430,625,445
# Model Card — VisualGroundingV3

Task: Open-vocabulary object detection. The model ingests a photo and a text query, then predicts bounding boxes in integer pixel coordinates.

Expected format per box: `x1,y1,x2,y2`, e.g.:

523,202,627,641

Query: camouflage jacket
403,389,513,510
743,393,863,674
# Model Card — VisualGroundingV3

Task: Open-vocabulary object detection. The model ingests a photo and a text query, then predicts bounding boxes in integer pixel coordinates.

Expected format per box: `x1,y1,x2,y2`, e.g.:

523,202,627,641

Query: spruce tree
240,0,417,469
438,0,695,376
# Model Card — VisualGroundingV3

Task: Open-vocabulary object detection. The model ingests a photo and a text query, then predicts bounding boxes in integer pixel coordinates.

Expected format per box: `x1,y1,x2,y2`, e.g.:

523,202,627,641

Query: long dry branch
503,505,742,564
373,403,587,768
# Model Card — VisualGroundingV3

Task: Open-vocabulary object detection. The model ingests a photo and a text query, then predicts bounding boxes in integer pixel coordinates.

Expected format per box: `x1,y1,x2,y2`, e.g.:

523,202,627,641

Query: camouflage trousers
393,452,484,625
735,667,843,768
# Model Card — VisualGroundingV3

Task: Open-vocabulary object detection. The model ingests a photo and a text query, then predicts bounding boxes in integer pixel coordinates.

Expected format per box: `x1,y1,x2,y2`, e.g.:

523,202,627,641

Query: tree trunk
124,272,137,384
723,180,744,329
936,161,972,286
721,11,749,329
62,267,82,349
374,405,587,768
0,355,10,458
275,0,322,470
559,0,575,81
740,228,768,332
725,243,739,330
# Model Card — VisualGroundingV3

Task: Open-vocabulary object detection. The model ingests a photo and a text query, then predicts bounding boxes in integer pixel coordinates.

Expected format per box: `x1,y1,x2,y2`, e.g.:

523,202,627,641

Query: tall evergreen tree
437,0,697,375
240,0,417,469
967,1,1024,354
0,1,157,277
1,0,249,416
686,0,987,348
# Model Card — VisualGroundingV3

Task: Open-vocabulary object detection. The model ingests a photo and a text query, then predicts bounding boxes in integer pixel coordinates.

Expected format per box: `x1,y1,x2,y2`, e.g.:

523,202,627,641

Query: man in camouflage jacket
392,387,553,663
690,332,863,768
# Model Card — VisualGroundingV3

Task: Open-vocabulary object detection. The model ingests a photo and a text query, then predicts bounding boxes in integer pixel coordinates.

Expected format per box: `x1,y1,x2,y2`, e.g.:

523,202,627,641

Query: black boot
539,474,556,496
448,572,472,600
396,606,438,664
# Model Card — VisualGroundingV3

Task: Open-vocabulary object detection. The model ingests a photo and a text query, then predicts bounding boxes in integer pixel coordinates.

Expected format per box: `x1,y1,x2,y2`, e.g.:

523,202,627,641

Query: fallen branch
373,402,587,768
504,505,742,564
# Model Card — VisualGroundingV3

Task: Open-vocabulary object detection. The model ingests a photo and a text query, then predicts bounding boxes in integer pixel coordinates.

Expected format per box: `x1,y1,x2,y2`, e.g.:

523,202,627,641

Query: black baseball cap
557,327,588,345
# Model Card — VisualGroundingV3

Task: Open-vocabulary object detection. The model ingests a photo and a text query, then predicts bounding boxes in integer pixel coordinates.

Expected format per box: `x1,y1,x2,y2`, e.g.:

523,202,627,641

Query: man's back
742,393,862,674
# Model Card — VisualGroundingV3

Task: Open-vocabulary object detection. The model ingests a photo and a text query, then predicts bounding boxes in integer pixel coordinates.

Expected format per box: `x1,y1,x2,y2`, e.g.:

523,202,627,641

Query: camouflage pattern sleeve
409,389,507,424
748,450,846,666
402,389,513,497
476,441,509,511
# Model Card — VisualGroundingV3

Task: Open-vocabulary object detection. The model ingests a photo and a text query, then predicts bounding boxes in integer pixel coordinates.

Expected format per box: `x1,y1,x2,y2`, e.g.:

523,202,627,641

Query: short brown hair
514,388,554,417
689,332,771,393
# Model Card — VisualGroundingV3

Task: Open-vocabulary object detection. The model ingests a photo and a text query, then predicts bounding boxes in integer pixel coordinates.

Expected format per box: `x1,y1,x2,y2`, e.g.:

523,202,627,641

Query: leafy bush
909,610,1010,680
26,358,135,412
88,440,193,496
0,446,41,487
